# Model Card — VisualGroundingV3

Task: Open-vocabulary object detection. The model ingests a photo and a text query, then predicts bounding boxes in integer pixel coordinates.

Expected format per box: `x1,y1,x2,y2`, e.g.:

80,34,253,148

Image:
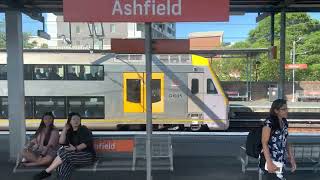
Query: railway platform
2,132,320,180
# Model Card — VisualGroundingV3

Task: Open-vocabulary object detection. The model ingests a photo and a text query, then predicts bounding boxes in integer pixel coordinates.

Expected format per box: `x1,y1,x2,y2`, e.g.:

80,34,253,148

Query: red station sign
63,0,229,22
285,64,308,70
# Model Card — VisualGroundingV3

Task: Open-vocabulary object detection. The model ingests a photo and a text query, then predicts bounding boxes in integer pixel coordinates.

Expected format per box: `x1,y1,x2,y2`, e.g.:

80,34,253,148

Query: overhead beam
256,12,270,22
1,1,320,13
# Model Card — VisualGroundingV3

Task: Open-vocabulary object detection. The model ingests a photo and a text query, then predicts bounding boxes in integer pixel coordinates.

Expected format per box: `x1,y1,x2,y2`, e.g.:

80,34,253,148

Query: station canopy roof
1,0,320,13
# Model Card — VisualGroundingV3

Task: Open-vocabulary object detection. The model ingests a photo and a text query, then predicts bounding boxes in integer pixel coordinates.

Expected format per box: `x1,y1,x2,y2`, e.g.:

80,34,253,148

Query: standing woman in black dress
34,112,96,180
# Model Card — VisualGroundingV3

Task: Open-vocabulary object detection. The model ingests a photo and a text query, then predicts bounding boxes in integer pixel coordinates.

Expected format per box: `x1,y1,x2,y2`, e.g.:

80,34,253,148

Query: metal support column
279,10,286,99
145,22,153,180
249,56,252,101
6,11,26,161
68,22,72,47
246,55,249,101
270,12,275,47
292,40,296,102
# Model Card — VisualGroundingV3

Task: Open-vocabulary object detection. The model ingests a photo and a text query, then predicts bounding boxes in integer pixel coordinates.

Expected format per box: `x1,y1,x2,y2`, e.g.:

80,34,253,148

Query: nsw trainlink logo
112,0,182,16
94,139,134,153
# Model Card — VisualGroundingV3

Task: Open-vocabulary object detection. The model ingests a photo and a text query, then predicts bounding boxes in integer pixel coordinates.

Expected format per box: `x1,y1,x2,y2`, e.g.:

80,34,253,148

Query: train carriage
0,50,229,131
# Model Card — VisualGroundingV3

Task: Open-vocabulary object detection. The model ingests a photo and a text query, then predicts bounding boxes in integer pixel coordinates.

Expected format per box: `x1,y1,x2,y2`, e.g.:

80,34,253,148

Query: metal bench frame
226,91,248,101
296,90,320,102
239,143,320,174
132,135,173,171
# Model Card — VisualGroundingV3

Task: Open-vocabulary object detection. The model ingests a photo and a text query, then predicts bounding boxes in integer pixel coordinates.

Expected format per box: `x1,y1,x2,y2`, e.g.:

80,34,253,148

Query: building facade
189,31,224,50
47,14,176,49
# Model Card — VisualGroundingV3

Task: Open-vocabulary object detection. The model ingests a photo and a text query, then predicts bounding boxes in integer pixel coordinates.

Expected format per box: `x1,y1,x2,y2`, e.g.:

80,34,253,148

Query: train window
152,79,161,103
127,79,141,103
24,65,33,80
68,97,104,119
34,97,65,118
116,54,129,61
0,65,7,80
207,79,218,94
0,97,8,118
181,55,190,64
159,55,169,63
34,65,64,80
66,65,104,80
129,55,143,61
191,79,199,94
0,97,33,118
25,97,33,118
170,55,179,64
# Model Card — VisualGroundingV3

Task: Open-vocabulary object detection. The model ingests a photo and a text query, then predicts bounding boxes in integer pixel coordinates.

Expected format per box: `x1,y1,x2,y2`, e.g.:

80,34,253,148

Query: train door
123,72,164,113
203,78,225,120
123,73,144,113
188,73,204,113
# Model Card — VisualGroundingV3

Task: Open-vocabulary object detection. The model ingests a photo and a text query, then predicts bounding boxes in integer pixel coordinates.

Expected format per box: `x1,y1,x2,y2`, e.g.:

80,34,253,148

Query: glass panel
170,55,179,64
68,97,104,118
25,97,33,118
127,79,141,103
24,65,33,80
191,79,199,94
66,65,104,80
0,97,33,118
34,65,64,80
181,55,190,64
129,55,143,61
159,55,169,63
0,64,7,80
35,97,65,118
0,64,33,80
116,54,129,61
152,79,161,103
137,23,144,31
207,79,218,94
110,24,116,33
0,97,8,118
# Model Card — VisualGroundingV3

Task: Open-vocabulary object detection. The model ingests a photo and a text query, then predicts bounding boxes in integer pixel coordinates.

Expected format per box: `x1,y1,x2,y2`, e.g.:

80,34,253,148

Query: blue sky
176,13,320,43
2,12,320,43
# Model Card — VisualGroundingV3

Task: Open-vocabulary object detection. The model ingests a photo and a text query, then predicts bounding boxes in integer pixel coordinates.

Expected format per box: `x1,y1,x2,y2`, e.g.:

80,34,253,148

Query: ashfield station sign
64,0,229,22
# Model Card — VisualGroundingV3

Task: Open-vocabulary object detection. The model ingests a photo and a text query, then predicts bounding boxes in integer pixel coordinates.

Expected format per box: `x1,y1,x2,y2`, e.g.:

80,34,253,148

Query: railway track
230,112,320,119
229,118,320,132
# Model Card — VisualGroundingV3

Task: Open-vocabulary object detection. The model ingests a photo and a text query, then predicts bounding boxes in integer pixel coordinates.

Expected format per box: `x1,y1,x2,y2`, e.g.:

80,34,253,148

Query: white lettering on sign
112,0,182,16
95,142,116,150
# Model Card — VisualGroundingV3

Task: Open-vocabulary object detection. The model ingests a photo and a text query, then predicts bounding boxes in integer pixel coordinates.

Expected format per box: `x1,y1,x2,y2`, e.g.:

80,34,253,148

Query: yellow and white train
0,50,229,131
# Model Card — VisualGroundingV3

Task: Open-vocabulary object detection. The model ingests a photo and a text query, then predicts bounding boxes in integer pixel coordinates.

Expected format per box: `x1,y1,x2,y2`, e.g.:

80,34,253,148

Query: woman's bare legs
21,149,38,162
23,156,53,167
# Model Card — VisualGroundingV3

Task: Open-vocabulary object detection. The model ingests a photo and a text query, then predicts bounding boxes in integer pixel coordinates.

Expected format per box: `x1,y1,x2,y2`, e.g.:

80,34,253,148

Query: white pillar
6,11,26,162
47,13,58,48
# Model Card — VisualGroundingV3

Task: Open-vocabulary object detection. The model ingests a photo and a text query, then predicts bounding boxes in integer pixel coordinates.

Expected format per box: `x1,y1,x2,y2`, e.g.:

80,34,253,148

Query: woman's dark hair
34,112,55,146
67,112,81,131
269,99,287,130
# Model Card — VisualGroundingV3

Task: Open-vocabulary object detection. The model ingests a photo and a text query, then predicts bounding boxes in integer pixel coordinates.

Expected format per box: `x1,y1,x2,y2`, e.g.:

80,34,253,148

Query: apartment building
47,14,176,49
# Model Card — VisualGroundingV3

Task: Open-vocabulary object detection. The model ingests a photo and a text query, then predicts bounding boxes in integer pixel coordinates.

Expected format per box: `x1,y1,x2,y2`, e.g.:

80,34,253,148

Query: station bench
225,91,247,101
13,135,174,173
296,90,320,102
239,143,320,174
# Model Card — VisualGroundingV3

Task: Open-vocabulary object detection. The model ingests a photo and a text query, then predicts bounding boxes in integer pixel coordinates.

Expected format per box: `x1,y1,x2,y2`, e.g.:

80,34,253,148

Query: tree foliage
214,13,320,81
0,27,36,49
